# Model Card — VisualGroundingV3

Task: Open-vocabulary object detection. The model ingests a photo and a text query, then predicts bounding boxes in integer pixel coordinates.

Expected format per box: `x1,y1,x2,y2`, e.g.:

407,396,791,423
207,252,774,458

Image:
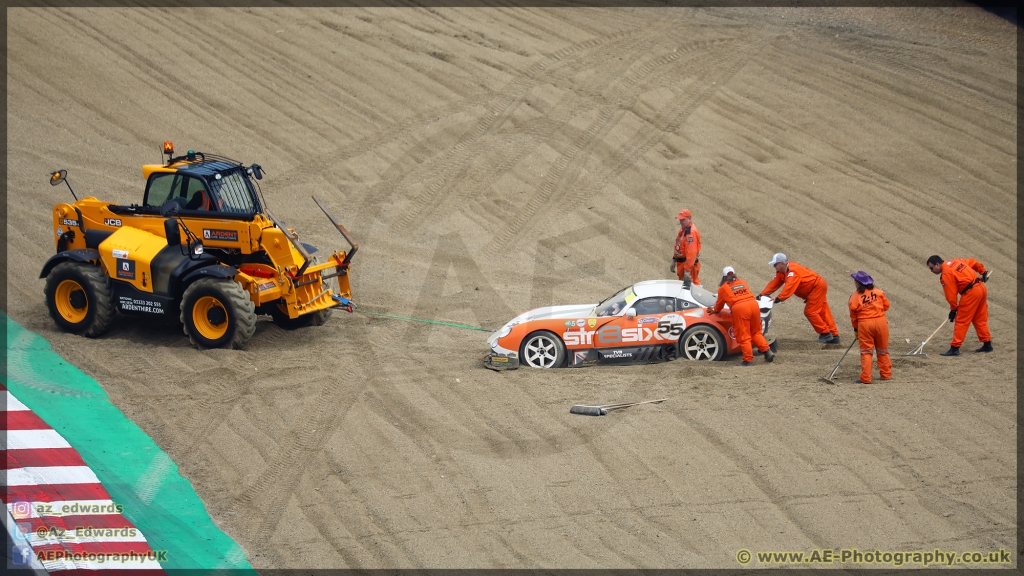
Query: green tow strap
355,309,494,332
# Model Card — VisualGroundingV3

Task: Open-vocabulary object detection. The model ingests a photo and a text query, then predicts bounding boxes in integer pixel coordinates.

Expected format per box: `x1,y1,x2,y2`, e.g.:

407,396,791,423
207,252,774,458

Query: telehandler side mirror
50,169,78,200
159,199,181,217
164,218,181,246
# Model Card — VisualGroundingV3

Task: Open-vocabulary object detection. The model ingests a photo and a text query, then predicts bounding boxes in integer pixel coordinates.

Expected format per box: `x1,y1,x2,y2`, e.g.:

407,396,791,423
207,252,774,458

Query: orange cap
677,209,692,220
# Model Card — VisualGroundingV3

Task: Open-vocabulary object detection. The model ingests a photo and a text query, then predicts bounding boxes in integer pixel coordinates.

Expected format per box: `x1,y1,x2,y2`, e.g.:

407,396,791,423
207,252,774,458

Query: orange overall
760,262,838,337
713,276,769,363
849,288,891,383
673,224,701,285
940,258,990,348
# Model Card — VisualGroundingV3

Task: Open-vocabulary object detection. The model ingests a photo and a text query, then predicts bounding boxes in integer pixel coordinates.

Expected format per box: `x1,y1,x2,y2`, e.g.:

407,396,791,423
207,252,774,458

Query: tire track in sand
483,34,761,259
383,27,662,236
393,28,697,235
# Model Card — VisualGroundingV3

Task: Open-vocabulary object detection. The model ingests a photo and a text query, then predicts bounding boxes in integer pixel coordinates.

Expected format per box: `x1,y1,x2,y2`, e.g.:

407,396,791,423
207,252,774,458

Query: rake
569,398,668,416
903,319,948,358
819,339,857,385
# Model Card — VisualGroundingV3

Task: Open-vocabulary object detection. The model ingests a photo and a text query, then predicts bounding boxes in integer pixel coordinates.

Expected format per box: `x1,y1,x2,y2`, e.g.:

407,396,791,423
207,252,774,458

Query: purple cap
851,271,874,285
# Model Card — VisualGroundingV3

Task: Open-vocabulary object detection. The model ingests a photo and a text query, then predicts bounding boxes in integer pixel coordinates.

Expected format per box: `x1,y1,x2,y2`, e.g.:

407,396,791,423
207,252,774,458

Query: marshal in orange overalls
713,275,769,363
938,258,991,348
849,287,891,383
673,211,701,285
760,261,838,338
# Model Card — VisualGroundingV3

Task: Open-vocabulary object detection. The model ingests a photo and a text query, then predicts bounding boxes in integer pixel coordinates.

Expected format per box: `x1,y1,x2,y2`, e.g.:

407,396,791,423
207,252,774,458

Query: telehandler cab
41,142,358,349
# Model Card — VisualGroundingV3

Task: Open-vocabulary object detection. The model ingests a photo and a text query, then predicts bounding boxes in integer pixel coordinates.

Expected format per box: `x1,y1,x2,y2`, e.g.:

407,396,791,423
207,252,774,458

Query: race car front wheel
520,331,566,369
679,325,725,361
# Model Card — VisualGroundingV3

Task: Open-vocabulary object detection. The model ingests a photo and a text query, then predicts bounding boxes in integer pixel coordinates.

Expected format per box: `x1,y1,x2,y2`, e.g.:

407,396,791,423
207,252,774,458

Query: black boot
974,341,993,353
940,346,960,357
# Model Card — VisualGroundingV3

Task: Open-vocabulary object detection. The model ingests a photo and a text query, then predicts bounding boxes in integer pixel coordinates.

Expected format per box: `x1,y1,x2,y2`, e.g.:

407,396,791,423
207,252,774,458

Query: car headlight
497,324,514,338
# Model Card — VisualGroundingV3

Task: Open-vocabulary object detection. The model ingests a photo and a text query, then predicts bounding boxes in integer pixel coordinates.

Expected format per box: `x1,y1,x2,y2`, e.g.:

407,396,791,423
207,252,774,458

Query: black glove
773,297,782,304
948,309,957,322
853,327,858,333
981,271,990,283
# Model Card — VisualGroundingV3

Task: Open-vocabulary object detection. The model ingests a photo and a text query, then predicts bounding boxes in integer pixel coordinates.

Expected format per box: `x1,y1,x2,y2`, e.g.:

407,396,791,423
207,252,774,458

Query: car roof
632,279,684,299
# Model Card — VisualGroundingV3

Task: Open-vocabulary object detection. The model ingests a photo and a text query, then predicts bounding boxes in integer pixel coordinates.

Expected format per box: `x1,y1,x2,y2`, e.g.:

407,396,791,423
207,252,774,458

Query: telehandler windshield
143,166,259,216
207,170,258,214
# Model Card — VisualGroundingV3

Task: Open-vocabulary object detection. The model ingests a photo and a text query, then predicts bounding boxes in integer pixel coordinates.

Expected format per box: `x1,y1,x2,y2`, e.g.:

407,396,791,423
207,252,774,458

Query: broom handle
600,398,668,410
827,339,857,379
920,318,948,346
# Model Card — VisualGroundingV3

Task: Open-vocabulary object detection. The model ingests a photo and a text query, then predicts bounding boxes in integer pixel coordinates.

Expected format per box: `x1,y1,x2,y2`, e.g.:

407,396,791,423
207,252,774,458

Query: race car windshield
594,285,634,317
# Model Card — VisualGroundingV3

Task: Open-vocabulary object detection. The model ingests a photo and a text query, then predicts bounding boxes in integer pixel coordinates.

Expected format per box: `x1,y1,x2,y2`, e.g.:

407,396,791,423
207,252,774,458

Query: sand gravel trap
6,5,1016,568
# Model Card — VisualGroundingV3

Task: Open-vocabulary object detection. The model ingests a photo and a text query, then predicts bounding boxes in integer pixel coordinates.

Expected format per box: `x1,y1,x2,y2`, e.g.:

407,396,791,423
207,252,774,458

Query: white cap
722,266,735,276
768,252,788,266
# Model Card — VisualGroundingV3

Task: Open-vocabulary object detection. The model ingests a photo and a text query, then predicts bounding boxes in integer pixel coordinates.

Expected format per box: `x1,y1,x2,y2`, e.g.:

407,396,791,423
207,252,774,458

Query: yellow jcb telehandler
41,142,358,349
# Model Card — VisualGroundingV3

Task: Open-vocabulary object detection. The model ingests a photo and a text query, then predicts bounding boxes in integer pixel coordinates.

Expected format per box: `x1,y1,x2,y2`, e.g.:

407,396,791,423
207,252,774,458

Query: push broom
570,398,667,416
903,319,948,358
819,339,857,385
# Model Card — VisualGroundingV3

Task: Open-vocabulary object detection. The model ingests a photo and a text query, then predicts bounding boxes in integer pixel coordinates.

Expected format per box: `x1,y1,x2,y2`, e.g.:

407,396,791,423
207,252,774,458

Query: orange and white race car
484,279,774,369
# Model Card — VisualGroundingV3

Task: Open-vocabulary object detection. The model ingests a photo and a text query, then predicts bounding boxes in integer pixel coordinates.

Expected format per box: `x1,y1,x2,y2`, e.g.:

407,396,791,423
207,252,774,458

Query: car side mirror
625,308,636,319
164,218,181,246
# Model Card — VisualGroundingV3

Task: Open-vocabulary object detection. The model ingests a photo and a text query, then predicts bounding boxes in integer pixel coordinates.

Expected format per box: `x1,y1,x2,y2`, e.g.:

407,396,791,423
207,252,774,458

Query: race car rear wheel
520,330,566,369
679,325,725,361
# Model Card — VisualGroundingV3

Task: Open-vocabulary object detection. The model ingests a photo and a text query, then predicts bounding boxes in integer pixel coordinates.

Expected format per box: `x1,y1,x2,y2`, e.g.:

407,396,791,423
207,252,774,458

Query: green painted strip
357,309,495,332
3,312,254,572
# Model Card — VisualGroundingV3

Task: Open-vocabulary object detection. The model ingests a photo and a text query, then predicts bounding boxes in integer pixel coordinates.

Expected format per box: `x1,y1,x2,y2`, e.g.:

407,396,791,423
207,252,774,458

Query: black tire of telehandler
43,261,116,337
180,278,256,349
